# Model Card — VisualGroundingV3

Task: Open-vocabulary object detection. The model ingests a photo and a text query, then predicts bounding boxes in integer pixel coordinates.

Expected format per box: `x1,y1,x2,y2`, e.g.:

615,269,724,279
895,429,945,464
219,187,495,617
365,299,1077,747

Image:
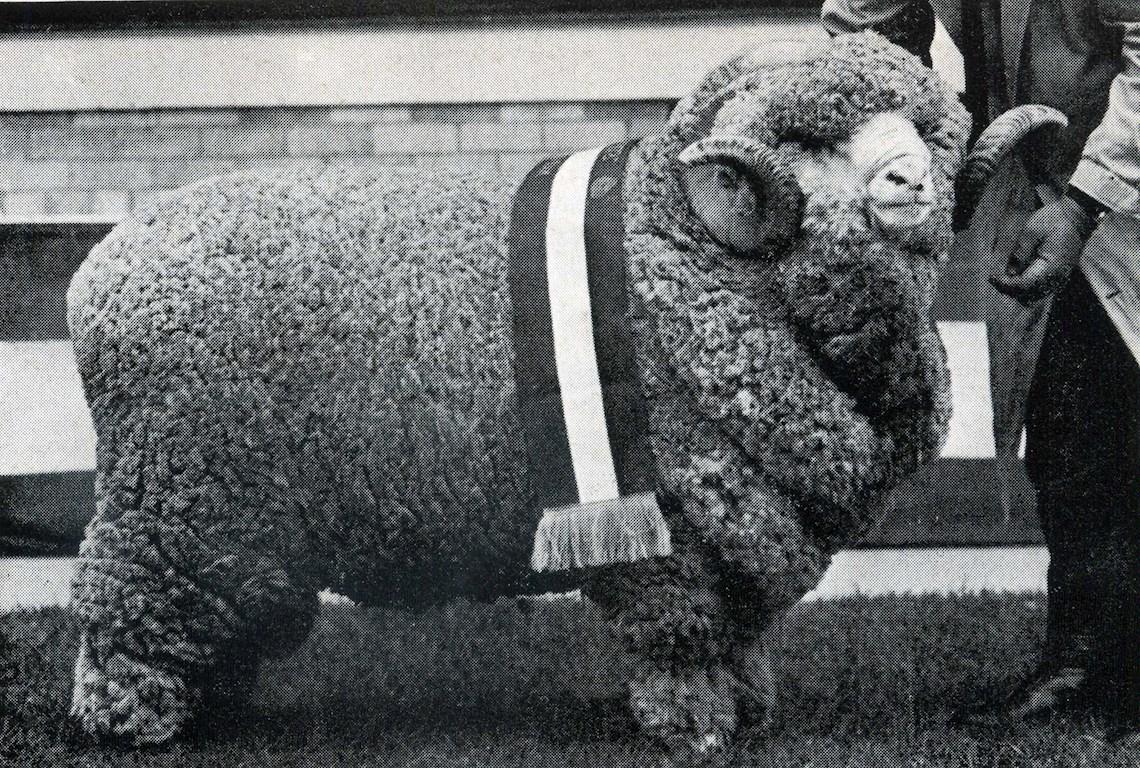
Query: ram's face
683,118,946,256
771,113,946,415
802,112,939,246
857,115,936,234
679,109,954,416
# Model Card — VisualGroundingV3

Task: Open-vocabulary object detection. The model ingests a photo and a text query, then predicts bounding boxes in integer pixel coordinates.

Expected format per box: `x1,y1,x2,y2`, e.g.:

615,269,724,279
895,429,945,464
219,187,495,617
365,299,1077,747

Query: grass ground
1,593,1135,767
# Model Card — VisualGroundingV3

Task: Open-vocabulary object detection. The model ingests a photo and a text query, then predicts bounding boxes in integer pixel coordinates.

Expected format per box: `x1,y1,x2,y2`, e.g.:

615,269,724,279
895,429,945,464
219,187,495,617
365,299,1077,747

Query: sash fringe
530,492,672,572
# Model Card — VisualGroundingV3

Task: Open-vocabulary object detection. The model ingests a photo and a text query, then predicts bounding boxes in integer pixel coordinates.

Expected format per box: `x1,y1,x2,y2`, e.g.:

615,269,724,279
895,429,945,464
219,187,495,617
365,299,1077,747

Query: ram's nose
880,155,930,193
866,154,935,235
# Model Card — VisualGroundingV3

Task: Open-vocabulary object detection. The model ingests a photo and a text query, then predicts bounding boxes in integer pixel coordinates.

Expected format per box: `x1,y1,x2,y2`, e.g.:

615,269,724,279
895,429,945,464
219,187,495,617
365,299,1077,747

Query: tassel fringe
530,491,673,572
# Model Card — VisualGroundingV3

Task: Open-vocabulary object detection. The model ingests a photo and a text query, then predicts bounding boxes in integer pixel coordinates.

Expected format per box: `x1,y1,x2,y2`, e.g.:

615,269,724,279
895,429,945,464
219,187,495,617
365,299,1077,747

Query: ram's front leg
585,535,739,766
674,451,829,741
716,562,779,738
662,398,843,711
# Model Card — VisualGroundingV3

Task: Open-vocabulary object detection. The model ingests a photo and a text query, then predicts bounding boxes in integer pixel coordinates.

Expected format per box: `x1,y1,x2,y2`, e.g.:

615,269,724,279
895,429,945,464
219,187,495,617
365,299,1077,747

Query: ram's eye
715,166,740,190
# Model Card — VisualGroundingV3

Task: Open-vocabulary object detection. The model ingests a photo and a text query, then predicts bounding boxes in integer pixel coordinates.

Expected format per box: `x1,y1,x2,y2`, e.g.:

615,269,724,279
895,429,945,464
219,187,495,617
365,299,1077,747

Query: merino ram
66,33,1063,761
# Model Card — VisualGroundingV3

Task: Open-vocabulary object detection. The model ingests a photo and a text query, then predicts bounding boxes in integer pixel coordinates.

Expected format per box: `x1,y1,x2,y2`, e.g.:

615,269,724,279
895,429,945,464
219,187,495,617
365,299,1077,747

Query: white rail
0,548,1048,613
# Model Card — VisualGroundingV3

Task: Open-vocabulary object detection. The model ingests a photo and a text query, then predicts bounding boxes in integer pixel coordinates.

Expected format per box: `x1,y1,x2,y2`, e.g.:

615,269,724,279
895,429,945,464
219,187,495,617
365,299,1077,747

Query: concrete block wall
0,101,674,219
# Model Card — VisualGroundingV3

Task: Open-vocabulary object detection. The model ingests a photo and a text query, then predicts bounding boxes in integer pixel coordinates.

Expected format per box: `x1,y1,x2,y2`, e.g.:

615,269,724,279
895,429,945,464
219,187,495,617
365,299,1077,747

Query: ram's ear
683,163,768,255
679,137,803,259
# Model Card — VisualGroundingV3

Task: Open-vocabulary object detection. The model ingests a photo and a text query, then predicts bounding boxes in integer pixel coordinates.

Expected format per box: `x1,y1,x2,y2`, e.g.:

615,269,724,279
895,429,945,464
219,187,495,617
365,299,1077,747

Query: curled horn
678,136,804,258
954,104,1069,231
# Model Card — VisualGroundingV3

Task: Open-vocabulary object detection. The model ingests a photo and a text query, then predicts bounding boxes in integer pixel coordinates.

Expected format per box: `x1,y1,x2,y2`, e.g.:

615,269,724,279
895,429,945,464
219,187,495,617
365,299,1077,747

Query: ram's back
67,166,548,607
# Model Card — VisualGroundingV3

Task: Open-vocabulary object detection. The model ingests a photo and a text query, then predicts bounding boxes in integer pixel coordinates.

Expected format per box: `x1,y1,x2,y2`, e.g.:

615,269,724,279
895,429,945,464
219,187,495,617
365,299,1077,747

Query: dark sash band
508,141,668,570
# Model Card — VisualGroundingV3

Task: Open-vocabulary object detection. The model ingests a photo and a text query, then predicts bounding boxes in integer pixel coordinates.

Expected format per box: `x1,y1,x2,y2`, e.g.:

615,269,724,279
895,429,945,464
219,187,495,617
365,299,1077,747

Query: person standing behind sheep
823,0,1139,743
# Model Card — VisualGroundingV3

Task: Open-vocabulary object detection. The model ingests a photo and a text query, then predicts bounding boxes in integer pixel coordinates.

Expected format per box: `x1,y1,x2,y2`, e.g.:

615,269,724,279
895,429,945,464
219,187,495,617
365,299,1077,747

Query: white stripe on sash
545,147,621,503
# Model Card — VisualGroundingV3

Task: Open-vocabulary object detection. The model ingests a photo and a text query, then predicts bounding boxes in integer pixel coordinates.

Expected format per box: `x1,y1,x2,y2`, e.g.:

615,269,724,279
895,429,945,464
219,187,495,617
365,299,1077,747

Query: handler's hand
989,196,1096,305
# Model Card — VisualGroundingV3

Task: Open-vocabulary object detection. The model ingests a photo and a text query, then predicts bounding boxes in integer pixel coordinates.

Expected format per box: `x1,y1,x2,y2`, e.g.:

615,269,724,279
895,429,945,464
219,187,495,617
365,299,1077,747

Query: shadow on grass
237,597,634,746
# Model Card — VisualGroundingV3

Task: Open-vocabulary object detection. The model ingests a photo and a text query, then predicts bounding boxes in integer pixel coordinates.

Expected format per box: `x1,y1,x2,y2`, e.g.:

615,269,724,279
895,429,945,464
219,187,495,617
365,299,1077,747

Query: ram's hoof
70,637,190,746
658,732,736,768
630,665,738,766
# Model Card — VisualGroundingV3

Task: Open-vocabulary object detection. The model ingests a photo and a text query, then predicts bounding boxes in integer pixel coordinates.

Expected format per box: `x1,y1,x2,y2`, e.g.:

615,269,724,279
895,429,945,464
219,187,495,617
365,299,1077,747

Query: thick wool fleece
68,168,542,608
68,32,961,755
67,167,552,740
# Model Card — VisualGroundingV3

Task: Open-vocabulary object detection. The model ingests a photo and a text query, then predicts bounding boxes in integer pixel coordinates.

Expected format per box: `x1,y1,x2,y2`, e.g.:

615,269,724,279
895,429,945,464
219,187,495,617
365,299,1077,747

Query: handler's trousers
1024,270,1139,720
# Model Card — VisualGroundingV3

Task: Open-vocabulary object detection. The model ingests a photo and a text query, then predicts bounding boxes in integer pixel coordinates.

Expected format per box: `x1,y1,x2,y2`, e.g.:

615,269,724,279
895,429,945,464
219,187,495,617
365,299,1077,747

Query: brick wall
0,101,674,219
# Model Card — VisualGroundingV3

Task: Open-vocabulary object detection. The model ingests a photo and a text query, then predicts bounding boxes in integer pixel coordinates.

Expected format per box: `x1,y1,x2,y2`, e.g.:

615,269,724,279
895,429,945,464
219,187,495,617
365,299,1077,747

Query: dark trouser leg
1024,272,1140,718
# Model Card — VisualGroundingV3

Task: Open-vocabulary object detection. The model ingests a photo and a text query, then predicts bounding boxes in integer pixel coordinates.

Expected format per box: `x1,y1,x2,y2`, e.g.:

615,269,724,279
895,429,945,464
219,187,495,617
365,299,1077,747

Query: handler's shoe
1005,665,1088,722
954,664,1089,727
1107,721,1139,750
1106,701,1139,751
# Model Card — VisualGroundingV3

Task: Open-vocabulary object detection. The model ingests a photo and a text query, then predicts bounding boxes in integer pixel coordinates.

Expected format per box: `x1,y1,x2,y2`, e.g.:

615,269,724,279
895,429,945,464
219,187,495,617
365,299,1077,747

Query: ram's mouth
874,199,934,210
866,198,935,234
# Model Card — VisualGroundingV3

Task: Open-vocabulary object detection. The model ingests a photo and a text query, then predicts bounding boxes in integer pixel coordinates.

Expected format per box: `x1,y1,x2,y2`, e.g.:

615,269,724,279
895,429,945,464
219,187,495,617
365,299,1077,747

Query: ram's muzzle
850,113,937,237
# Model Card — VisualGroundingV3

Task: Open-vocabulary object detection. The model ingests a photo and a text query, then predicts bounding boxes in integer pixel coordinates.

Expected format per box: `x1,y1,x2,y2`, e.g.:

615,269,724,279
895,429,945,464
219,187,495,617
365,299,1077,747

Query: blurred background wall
0,0,969,216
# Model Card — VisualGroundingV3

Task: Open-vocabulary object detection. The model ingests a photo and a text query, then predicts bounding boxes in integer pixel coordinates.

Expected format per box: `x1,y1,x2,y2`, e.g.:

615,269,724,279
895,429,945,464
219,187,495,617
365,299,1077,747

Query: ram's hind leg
70,412,321,746
71,520,320,744
188,570,319,738
69,525,239,745
586,545,738,765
